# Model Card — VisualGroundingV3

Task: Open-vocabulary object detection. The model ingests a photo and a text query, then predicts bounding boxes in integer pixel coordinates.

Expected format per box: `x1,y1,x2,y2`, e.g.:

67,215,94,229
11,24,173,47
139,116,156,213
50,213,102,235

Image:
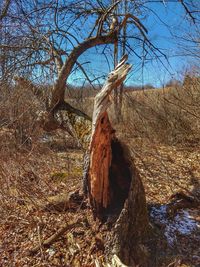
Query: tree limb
0,0,11,20
54,101,91,121
51,31,118,109
29,219,83,255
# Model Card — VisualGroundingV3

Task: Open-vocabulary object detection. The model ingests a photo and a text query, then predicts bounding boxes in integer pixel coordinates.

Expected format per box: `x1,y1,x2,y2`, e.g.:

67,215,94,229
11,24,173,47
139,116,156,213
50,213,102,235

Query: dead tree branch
51,32,118,110
29,219,83,255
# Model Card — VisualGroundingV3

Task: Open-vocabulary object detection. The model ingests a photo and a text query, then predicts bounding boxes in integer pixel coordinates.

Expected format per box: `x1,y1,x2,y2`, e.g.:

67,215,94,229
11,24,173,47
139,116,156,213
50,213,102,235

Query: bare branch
120,13,148,35
179,0,196,23
51,31,118,109
0,0,11,20
97,0,121,36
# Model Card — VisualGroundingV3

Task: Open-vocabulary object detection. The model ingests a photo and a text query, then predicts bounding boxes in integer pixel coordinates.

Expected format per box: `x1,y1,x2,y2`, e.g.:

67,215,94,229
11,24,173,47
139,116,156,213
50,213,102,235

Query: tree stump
85,55,149,266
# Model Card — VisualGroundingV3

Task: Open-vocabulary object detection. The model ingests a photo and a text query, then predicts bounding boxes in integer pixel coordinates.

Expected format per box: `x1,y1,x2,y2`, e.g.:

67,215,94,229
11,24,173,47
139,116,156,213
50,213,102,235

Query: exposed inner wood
87,56,134,220
89,112,114,216
86,57,148,266
89,112,132,220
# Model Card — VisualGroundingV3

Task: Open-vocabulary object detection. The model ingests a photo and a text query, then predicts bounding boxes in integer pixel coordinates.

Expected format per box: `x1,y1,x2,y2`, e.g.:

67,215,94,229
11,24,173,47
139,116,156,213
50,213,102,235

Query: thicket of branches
0,0,199,141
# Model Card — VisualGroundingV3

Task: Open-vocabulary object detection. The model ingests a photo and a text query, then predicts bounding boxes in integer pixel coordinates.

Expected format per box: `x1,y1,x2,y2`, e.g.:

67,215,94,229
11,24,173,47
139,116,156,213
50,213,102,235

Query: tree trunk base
104,141,149,266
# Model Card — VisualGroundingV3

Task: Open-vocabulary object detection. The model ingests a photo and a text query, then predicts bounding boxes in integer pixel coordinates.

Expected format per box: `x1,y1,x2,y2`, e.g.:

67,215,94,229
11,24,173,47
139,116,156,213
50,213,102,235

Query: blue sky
141,1,196,86
69,1,199,88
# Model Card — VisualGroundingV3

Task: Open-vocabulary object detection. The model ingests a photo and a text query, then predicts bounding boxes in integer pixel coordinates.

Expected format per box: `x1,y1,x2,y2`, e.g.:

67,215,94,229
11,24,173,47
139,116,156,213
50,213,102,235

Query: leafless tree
0,1,148,138
0,1,199,265
0,1,198,135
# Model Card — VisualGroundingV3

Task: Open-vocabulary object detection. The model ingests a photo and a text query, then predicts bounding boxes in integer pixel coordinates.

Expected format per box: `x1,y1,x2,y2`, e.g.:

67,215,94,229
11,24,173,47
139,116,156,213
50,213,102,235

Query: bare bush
0,82,45,150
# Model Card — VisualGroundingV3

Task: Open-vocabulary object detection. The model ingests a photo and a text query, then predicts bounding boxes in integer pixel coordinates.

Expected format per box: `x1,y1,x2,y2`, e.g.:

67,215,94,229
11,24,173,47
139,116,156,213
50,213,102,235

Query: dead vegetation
0,0,199,265
122,77,200,145
0,76,200,266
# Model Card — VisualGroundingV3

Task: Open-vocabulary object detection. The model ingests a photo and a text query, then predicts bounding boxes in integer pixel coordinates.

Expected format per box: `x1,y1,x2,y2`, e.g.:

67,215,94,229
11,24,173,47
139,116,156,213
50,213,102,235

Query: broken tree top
91,54,132,137
88,55,133,216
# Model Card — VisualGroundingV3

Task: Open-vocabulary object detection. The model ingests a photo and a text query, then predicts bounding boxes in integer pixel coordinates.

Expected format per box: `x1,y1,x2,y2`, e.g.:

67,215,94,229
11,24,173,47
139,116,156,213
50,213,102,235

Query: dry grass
0,78,200,266
121,79,200,144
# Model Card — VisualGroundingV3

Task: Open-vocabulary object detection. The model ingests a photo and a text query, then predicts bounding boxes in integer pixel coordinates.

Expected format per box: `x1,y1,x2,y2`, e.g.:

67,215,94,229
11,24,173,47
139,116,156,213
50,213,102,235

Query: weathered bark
105,159,149,266
86,56,149,266
16,71,93,148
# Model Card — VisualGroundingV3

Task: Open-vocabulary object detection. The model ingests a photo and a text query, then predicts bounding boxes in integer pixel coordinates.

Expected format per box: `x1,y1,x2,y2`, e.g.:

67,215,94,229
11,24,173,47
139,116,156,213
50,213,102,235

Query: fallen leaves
0,138,200,266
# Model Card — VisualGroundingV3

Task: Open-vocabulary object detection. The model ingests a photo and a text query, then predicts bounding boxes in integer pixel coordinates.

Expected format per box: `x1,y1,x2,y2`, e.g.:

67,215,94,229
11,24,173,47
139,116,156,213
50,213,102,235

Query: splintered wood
87,55,132,217
89,112,114,210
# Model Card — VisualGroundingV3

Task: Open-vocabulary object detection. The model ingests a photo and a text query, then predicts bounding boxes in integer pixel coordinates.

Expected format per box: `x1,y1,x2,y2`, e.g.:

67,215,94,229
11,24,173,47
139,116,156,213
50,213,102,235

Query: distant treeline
65,83,155,99
65,75,200,99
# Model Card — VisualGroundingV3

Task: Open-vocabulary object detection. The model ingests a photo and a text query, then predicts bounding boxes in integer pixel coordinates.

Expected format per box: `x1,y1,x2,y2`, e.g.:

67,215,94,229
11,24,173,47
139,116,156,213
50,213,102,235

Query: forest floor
0,137,199,267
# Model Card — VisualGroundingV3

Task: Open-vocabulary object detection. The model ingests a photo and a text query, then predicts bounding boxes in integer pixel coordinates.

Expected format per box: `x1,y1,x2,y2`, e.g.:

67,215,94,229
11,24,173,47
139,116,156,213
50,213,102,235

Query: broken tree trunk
86,55,149,266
